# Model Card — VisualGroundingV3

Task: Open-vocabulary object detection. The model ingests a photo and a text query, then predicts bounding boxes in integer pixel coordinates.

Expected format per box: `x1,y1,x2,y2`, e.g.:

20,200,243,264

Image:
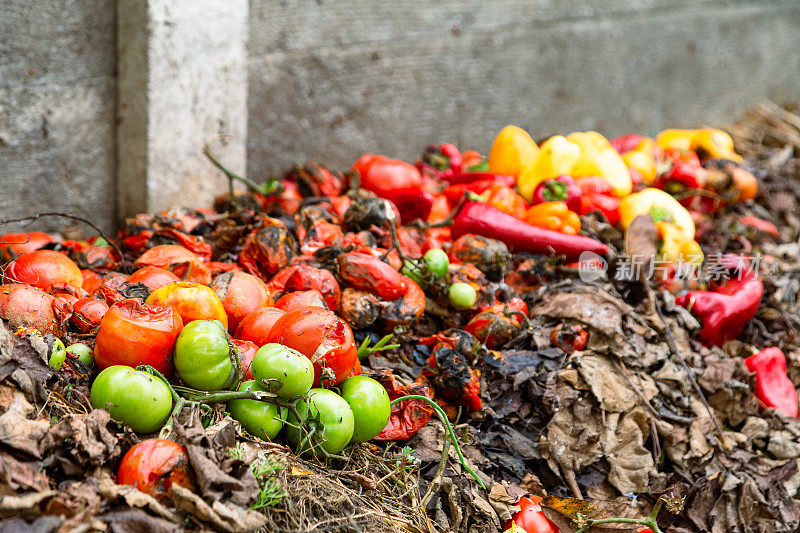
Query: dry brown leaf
0,391,49,458
540,494,648,531
170,484,268,533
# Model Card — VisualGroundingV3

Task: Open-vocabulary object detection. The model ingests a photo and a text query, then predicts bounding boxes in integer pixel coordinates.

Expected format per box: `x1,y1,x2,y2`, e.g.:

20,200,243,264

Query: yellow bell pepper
516,135,581,202
655,221,703,264
689,129,743,162
488,125,539,178
566,131,632,197
618,188,695,239
621,138,657,184
655,129,700,152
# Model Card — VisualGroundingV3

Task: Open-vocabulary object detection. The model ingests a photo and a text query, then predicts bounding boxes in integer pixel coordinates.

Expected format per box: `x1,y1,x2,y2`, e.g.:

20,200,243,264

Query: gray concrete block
247,0,800,176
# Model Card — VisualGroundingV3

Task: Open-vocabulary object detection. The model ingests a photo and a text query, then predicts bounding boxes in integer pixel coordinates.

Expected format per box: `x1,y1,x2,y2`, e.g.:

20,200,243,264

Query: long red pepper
675,275,763,347
450,201,608,260
744,347,798,418
445,172,515,185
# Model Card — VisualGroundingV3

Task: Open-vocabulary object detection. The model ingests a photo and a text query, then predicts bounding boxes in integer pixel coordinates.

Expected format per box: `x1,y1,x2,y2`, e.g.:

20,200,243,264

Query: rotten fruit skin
744,348,799,419
118,439,195,500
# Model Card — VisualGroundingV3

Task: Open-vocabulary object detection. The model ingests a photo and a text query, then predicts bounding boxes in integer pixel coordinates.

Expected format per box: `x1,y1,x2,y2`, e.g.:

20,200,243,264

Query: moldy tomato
146,281,229,330
173,319,240,391
0,284,66,335
0,231,54,260
266,307,357,387
118,439,195,501
91,366,173,433
94,299,183,376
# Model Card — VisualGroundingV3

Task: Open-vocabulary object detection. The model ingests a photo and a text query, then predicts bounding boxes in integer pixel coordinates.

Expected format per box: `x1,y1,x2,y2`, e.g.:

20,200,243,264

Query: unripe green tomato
90,365,173,433
251,343,314,400
66,342,94,367
423,248,449,279
48,339,67,370
174,320,239,391
449,282,477,309
286,388,354,456
227,380,286,440
400,260,426,286
339,376,390,442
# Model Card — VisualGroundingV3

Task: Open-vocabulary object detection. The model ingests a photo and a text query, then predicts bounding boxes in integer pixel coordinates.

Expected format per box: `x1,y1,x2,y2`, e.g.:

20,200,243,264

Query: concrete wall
247,0,800,175
0,1,117,233
2,1,800,233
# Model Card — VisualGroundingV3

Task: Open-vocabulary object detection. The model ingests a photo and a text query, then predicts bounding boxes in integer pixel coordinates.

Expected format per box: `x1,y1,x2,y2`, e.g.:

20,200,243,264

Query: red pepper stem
390,394,486,490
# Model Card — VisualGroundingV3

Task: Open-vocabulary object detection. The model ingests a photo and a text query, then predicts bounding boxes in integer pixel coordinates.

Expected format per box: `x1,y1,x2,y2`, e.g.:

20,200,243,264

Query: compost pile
2,105,800,533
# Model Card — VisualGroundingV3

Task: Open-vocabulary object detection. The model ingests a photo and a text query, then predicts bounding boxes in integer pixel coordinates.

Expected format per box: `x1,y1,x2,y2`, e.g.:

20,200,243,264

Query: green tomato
90,365,173,433
48,339,67,370
339,376,390,442
251,343,314,400
174,320,239,391
227,380,287,440
423,248,449,279
66,342,94,367
400,260,427,287
449,282,477,309
286,388,354,456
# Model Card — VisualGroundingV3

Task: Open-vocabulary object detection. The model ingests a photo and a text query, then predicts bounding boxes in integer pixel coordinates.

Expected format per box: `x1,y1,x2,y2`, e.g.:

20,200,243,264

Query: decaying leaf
540,494,648,531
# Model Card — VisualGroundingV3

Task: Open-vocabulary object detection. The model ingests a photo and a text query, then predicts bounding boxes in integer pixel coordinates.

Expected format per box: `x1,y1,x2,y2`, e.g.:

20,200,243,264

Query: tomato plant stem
390,394,486,490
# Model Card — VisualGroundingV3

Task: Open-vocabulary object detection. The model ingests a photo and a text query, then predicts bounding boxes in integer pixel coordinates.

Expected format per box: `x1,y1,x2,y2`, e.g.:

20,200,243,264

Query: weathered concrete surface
0,1,117,233
117,0,249,220
248,0,800,175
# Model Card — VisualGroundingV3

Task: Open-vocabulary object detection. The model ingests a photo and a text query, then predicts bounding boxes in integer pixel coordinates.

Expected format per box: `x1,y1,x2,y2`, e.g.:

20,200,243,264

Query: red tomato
145,281,228,330
134,244,210,285
266,307,357,387
0,231,55,260
351,154,422,199
94,300,183,376
337,252,407,301
235,307,286,347
70,297,109,333
504,496,559,533
232,339,258,381
129,266,181,291
117,439,195,501
283,265,340,311
0,284,66,335
209,271,273,333
275,290,327,312
81,269,104,293
5,250,83,290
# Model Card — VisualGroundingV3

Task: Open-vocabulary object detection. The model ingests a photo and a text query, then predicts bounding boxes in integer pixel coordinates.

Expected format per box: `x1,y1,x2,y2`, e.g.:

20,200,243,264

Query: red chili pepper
675,275,763,347
738,216,779,238
451,202,608,261
610,133,646,154
445,172,515,186
531,176,582,212
744,347,798,418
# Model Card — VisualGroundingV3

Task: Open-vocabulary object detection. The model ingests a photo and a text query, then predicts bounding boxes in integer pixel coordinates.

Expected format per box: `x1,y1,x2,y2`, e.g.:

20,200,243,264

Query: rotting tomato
350,154,422,200
227,380,287,440
251,343,314,400
117,439,195,501
81,269,104,293
0,284,67,335
146,281,228,330
286,388,354,456
266,307,357,387
234,306,286,347
337,252,407,301
339,376,391,443
232,339,258,381
94,299,183,376
128,266,181,291
90,365,173,433
173,319,240,391
275,289,327,311
0,231,55,260
283,265,340,311
70,297,109,333
5,250,83,290
504,495,560,533
238,219,296,280
209,271,273,334
134,244,211,285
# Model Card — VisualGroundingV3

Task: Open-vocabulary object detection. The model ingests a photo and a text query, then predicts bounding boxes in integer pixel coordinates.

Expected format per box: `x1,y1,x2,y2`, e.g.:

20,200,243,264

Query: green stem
574,499,663,533
390,395,486,490
357,333,400,360
203,145,281,196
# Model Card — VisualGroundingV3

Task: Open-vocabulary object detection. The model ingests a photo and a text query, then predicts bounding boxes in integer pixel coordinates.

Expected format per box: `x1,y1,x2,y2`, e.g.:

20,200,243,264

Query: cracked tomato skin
232,339,258,381
5,250,83,290
266,307,357,387
118,439,195,501
70,297,109,333
94,299,183,376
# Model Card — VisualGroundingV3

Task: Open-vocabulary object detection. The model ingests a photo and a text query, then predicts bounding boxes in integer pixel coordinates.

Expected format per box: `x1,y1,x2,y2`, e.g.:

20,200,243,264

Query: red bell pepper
744,347,798,418
390,187,435,224
451,201,608,261
675,275,763,347
531,176,582,212
575,176,621,225
610,134,646,154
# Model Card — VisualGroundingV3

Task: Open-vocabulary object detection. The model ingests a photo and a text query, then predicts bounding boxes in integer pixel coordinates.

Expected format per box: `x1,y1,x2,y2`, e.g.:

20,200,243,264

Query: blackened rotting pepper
744,347,798,419
421,342,482,412
675,273,763,347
